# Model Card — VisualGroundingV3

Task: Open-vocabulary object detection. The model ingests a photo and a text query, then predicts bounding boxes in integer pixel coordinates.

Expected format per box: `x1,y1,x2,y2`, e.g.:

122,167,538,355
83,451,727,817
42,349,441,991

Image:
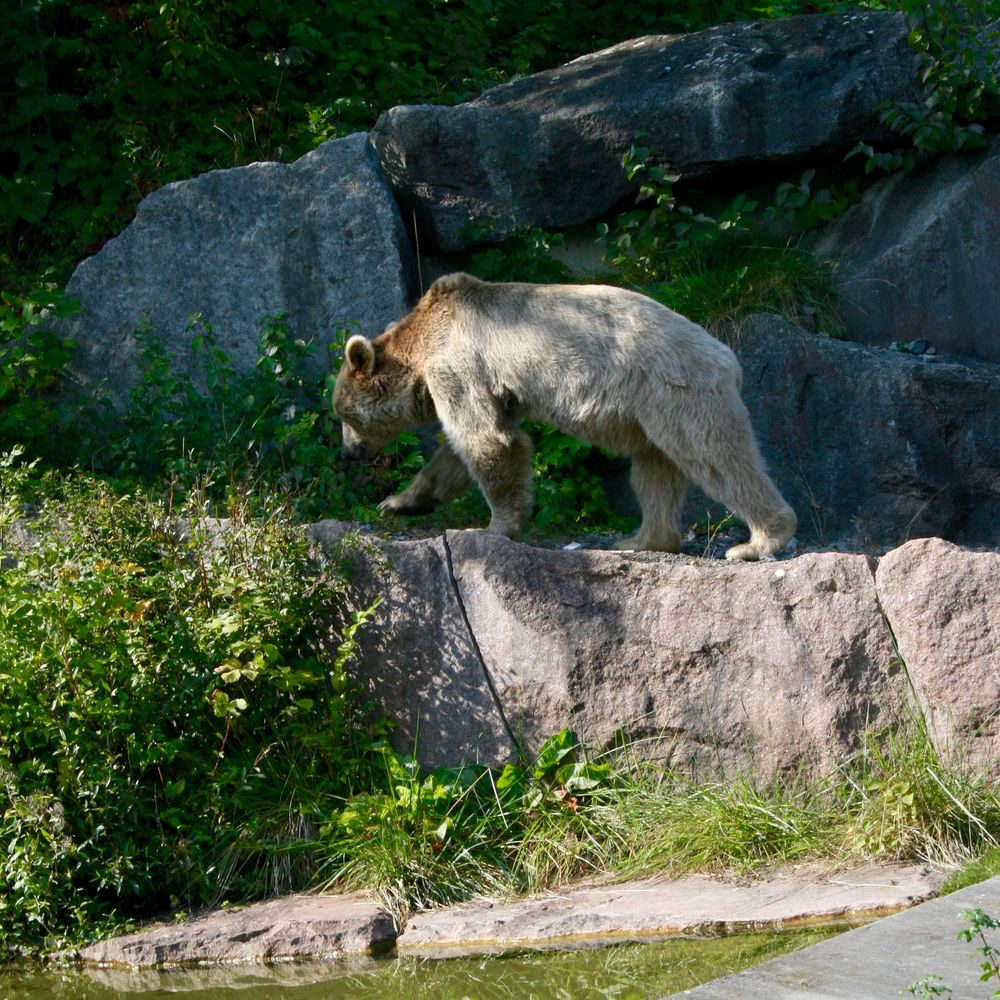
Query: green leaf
533,728,576,780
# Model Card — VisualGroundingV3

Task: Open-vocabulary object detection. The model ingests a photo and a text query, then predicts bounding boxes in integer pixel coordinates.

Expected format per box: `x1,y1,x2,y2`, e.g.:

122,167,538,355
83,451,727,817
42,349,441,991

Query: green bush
318,729,623,920
851,0,1000,172
599,148,844,333
0,286,81,463
0,460,376,954
0,299,431,525
95,314,340,489
1,0,778,289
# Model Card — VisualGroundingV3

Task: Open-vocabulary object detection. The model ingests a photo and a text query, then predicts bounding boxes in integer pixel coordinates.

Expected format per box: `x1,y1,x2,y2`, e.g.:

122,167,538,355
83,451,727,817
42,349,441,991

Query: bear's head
333,333,431,459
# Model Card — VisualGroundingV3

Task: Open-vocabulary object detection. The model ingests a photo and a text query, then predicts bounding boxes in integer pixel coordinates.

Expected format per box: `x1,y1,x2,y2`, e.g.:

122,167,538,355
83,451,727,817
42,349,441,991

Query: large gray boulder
340,530,999,779
55,133,415,407
731,315,1000,548
877,538,1000,765
345,530,902,779
374,11,918,252
809,141,1000,363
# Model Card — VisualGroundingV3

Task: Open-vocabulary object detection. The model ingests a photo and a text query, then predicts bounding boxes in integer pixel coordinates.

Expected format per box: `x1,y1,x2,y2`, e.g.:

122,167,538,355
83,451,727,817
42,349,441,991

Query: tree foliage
2,0,770,287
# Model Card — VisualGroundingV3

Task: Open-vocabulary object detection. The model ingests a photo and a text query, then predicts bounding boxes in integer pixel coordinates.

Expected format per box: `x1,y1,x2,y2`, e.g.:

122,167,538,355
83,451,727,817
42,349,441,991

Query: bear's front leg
431,382,534,538
379,441,474,516
459,430,534,538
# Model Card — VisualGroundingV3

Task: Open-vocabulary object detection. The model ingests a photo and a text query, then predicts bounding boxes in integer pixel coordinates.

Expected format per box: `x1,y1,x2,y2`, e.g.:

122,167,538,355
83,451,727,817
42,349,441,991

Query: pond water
1,925,847,1000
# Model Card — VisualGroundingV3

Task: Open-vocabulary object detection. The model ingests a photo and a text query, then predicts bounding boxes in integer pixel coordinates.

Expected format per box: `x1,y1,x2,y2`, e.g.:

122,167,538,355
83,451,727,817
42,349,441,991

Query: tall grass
316,721,1000,925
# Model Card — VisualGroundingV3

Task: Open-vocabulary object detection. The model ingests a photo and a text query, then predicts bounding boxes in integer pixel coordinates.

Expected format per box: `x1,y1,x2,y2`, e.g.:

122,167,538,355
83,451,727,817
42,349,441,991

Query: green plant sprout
909,909,1000,998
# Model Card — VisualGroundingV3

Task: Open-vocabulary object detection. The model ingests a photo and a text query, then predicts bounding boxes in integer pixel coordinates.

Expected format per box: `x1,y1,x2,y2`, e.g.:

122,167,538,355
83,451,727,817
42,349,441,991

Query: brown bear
333,273,796,560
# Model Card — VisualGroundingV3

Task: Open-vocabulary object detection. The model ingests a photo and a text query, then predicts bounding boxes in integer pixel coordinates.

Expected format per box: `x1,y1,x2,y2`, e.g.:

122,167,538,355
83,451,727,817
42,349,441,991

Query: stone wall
330,529,1000,781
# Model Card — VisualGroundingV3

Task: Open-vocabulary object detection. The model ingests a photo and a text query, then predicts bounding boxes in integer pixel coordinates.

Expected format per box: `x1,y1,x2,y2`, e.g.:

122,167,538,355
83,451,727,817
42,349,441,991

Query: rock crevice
441,530,521,753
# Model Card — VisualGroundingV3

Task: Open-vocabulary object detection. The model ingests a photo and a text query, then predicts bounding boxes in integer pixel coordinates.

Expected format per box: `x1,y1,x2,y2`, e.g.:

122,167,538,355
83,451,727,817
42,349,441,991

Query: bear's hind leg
641,389,796,561
724,505,797,562
379,441,474,517
681,441,795,561
613,447,688,552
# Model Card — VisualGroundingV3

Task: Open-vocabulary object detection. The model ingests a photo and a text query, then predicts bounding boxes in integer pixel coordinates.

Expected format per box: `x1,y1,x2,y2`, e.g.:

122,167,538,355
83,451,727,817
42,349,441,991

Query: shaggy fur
333,273,796,560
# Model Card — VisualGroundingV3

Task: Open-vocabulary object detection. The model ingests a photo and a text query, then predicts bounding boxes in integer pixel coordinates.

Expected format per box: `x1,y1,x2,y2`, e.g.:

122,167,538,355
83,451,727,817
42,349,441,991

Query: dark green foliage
2,0,778,289
3,0,997,293
0,460,376,954
0,286,81,462
851,0,1000,172
600,148,844,333
99,314,335,486
529,424,627,533
464,224,573,285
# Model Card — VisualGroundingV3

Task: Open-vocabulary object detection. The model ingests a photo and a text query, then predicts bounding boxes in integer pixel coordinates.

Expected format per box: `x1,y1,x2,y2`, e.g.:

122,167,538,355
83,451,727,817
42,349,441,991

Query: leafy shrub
837,723,1000,862
95,314,341,492
463,224,573,284
318,729,622,920
0,461,375,954
0,309,424,525
529,424,627,533
319,714,1000,926
0,286,81,461
851,0,1000,173
600,147,844,333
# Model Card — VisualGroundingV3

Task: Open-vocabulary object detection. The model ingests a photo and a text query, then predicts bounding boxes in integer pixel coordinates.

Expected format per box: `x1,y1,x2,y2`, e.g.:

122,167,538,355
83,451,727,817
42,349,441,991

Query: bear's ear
344,335,376,377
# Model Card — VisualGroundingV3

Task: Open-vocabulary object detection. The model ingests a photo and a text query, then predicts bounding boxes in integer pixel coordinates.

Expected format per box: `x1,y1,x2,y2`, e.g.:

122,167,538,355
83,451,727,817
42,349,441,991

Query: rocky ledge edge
69,864,937,973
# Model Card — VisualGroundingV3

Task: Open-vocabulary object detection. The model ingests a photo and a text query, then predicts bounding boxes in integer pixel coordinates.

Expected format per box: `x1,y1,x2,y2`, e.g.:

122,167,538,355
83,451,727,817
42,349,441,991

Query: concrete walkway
676,876,1000,999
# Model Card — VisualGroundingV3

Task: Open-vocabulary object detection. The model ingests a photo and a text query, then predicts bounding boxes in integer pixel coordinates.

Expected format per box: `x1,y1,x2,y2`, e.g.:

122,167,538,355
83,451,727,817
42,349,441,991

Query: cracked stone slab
76,894,395,970
397,864,939,955
71,867,938,977
351,530,901,777
877,537,1000,769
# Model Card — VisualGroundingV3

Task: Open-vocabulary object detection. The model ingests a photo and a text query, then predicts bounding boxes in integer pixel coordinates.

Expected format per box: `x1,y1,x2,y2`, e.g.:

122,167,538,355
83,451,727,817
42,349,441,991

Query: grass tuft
315,723,1000,927
642,239,843,337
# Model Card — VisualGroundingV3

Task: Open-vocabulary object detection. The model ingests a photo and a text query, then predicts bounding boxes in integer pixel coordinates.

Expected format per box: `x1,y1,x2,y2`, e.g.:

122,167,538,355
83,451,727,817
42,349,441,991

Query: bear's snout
342,439,368,461
340,421,375,461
